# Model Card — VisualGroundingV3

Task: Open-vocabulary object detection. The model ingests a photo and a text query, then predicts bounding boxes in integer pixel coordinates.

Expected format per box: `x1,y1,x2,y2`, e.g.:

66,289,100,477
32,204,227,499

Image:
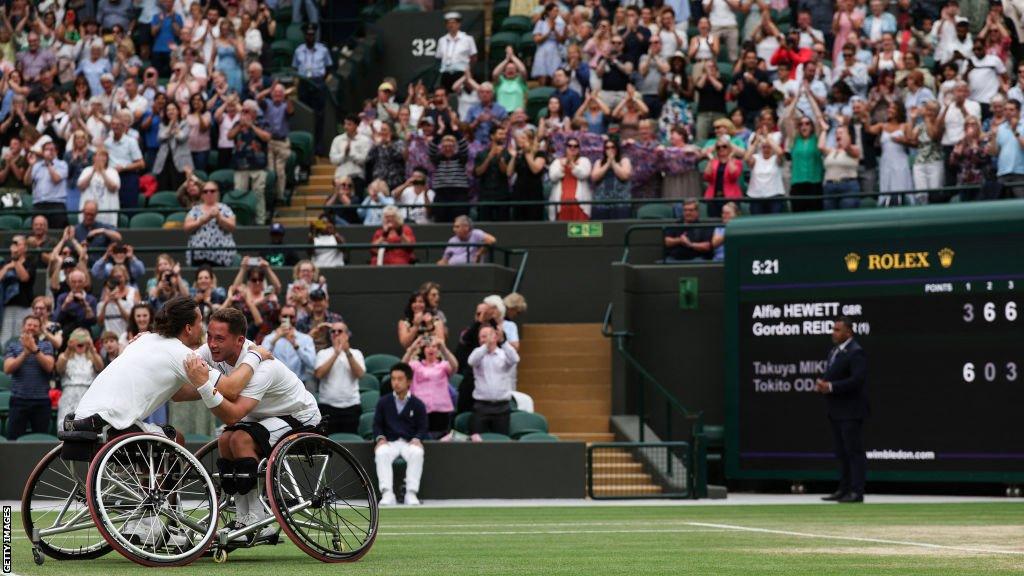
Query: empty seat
509,411,549,439
480,432,512,442
329,432,366,443
358,411,375,439
636,203,674,220
360,389,380,413
517,432,559,442
365,354,401,378
359,373,380,392
129,212,166,228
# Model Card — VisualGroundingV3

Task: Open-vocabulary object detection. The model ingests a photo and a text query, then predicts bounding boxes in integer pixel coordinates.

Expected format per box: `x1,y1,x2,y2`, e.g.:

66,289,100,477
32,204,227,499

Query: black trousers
427,411,453,438
432,187,469,223
830,417,866,495
789,182,823,212
319,404,361,435
471,400,511,436
440,71,464,93
8,397,51,440
33,202,68,230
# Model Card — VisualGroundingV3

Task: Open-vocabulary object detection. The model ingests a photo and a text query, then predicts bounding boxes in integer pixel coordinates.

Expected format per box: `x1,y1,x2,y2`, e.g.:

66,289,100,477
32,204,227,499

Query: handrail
510,249,528,294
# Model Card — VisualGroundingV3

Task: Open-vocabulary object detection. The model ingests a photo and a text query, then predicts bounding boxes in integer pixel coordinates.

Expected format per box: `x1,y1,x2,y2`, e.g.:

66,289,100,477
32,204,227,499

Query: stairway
274,159,335,227
589,448,663,497
517,324,614,443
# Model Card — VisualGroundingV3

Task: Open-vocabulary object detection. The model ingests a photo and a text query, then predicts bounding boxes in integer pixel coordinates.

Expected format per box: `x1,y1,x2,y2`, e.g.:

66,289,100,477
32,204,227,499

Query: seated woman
402,335,459,438
370,205,416,266
288,259,327,296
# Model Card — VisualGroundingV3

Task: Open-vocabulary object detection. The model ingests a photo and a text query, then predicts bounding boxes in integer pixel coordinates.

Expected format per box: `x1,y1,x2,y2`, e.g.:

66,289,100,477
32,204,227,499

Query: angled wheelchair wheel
193,439,238,530
21,445,112,561
266,433,378,562
85,433,218,567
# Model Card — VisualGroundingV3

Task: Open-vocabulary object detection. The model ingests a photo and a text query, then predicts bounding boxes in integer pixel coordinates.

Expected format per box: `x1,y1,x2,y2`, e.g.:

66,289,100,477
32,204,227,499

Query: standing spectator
590,139,632,220
191,265,226,325
54,269,97,346
146,254,190,302
230,100,271,225
55,327,103,424
96,264,139,338
702,138,743,217
532,4,567,84
292,24,332,154
821,125,863,210
548,137,592,221
491,47,529,113
907,101,945,204
370,206,417,266
467,325,519,437
744,131,787,214
989,99,1024,198
33,297,62,353
429,131,470,223
329,115,372,189
261,83,294,206
783,95,826,212
867,102,914,206
18,33,58,85
663,199,714,262
398,292,446,350
292,0,321,31
594,35,633,109
104,114,145,211
507,129,547,221
474,126,511,221
940,81,981,187
373,362,427,506
712,202,740,261
438,216,497,265
186,92,212,173
214,95,241,170
4,315,55,440
100,331,121,365
309,217,346,270
90,242,145,287
75,201,122,268
366,123,406,191
76,148,120,228
25,217,53,269
261,304,316,384
314,322,365,434
26,141,70,230
694,58,727,143
118,303,154,350
951,116,995,198
0,235,34,345
618,6,653,67
436,12,478,92
466,83,508,146
703,0,740,62
150,0,183,77
966,39,1006,117
185,182,238,268
403,336,458,438
393,167,435,225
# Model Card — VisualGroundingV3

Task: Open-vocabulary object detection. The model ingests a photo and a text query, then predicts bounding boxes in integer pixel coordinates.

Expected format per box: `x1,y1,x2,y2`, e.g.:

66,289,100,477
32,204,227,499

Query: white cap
444,11,462,21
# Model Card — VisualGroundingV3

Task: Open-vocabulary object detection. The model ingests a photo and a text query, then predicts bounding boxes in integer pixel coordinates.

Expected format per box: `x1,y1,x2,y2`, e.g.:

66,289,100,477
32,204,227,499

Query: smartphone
246,256,259,267
281,317,291,330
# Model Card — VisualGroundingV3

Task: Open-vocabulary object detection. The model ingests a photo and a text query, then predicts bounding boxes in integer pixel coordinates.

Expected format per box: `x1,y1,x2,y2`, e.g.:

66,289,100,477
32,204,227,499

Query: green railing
601,302,707,498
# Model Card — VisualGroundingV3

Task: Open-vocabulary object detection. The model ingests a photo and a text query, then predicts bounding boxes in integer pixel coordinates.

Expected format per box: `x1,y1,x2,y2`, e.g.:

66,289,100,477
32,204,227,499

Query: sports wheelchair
21,415,378,566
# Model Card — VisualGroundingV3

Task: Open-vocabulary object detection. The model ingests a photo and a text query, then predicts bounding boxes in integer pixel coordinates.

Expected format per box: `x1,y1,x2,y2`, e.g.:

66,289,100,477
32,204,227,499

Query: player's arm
183,355,259,425
216,344,274,401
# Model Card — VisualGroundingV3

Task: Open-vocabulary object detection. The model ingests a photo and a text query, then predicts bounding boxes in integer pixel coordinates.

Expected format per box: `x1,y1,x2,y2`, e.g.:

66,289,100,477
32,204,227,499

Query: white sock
247,489,266,521
234,491,250,520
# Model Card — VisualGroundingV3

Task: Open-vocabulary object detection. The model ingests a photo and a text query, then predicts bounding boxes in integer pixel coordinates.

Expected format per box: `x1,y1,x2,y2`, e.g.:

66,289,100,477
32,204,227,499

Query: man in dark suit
815,316,868,503
373,363,428,506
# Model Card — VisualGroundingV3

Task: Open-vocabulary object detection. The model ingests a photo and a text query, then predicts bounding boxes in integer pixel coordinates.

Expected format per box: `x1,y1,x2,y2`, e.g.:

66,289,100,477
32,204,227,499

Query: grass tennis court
9,502,1024,575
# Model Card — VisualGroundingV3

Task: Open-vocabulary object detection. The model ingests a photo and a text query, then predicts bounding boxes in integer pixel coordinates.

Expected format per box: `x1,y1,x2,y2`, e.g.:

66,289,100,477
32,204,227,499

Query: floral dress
57,355,96,423
186,203,238,266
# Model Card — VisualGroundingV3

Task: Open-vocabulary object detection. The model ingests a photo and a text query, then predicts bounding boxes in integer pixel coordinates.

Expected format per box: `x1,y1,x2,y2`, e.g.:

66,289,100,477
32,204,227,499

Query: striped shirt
5,340,55,400
428,137,469,189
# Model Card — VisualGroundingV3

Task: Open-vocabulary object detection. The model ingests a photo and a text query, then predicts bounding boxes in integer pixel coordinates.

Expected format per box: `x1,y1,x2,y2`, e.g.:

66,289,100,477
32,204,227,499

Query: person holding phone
260,304,316,385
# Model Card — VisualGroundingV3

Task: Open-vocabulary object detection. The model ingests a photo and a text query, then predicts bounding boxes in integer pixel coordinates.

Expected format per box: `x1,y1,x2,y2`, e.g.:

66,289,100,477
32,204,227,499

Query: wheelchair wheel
85,433,218,567
266,433,378,562
21,445,112,561
193,439,237,530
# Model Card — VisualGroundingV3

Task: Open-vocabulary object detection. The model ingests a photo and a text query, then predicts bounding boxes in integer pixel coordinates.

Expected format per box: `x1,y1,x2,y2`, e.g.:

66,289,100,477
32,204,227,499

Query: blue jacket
823,339,869,420
372,393,429,442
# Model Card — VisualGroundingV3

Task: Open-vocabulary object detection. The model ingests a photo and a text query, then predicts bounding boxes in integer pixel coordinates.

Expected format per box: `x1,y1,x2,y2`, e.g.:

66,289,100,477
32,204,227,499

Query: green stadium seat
636,203,674,220
448,373,463,389
393,3,423,12
207,150,219,168
480,432,512,442
0,372,9,390
360,389,380,413
500,15,532,34
129,212,166,228
453,411,472,434
517,432,559,442
359,373,380,392
165,212,187,224
517,31,536,60
509,411,548,439
285,23,305,45
184,433,213,443
526,86,556,122
358,412,375,439
365,354,401,378
209,169,236,192
192,170,208,182
489,31,520,66
225,192,257,226
329,432,366,443
271,39,298,69
288,131,314,167
147,190,180,210
17,433,59,442
0,214,22,230
21,216,32,229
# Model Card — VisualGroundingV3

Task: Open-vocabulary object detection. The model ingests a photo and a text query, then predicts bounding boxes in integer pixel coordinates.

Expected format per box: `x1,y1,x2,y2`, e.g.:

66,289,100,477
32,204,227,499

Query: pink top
410,360,454,413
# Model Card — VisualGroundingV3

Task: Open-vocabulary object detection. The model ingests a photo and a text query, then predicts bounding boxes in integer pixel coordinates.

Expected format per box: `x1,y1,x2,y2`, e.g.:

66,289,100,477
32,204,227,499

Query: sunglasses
330,329,346,335
611,41,623,45
339,183,352,188
566,143,580,148
202,188,218,194
280,314,295,319
248,277,263,283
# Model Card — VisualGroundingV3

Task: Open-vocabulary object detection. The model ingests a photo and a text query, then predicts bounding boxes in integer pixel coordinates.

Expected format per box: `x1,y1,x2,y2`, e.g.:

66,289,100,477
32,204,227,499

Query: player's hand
127,331,149,347
375,438,388,450
248,344,274,361
184,354,210,387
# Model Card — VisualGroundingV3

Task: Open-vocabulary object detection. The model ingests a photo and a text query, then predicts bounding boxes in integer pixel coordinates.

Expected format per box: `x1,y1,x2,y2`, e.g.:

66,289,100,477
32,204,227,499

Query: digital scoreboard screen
724,203,1024,482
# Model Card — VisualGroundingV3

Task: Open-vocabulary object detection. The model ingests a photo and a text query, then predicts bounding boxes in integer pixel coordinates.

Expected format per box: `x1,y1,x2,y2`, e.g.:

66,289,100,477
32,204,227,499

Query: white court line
380,520,717,529
686,522,1024,556
379,529,733,537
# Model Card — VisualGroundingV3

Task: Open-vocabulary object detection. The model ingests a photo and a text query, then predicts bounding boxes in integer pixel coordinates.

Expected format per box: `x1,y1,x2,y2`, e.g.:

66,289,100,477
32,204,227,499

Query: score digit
1007,302,1017,321
963,362,975,383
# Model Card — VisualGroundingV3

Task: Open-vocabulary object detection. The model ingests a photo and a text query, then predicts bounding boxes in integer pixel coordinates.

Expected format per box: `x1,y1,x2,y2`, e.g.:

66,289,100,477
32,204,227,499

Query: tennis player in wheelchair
180,307,321,545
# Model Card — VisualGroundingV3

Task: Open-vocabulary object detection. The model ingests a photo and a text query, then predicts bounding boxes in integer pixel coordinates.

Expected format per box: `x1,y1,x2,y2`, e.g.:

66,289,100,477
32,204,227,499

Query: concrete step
591,485,662,495
522,323,604,338
517,367,610,388
530,398,611,418
591,462,644,473
518,350,611,368
516,384,611,401
289,194,328,206
295,185,334,195
553,432,615,442
519,339,610,356
308,174,335,185
592,473,655,482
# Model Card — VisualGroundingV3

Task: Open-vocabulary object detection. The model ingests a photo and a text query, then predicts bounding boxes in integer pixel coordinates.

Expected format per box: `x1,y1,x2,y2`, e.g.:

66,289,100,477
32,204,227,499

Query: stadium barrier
588,442,695,499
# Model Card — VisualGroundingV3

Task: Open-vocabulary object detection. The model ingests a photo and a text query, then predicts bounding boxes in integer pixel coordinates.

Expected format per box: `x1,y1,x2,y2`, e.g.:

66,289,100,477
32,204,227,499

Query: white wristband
196,378,216,402
242,350,261,371
204,391,224,409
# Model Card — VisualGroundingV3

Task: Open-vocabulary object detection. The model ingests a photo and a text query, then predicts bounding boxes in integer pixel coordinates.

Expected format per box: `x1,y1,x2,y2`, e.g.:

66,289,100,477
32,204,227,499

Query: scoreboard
724,202,1024,482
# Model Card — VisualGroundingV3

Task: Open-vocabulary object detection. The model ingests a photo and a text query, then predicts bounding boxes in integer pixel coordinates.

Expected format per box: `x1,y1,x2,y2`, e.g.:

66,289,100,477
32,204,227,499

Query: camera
246,256,260,267
161,272,173,282
106,277,122,289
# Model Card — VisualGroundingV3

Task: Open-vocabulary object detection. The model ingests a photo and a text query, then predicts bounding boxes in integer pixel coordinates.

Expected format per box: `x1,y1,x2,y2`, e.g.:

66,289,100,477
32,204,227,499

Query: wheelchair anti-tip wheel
266,432,379,562
85,433,219,567
22,445,112,562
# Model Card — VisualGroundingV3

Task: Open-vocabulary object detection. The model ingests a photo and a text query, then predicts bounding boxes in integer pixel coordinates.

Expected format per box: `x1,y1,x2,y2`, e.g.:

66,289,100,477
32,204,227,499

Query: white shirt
746,153,785,198
656,27,686,59
312,234,346,268
315,347,365,409
196,340,319,422
941,99,982,146
703,0,737,28
436,30,477,74
74,333,194,429
397,186,435,224
329,132,372,179
468,342,520,402
965,54,1006,104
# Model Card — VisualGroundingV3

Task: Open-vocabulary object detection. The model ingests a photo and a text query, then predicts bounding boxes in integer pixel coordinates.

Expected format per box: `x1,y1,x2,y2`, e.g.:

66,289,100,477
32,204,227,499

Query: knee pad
233,457,259,495
216,458,237,495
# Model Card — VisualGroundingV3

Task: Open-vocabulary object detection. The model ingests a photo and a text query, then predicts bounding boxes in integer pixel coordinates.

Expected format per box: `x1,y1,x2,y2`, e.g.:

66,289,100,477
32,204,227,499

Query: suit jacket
823,339,869,420
372,393,429,442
